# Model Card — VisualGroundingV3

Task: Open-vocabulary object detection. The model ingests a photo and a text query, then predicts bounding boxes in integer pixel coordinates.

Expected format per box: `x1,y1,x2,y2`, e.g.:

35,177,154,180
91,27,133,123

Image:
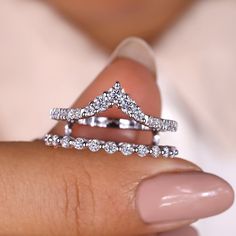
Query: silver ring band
50,82,177,132
65,123,160,145
44,134,178,158
78,117,151,130
51,108,177,132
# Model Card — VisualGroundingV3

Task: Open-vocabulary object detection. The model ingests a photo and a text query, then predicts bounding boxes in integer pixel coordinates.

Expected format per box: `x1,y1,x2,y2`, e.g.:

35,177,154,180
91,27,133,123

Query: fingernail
136,172,234,223
108,37,157,79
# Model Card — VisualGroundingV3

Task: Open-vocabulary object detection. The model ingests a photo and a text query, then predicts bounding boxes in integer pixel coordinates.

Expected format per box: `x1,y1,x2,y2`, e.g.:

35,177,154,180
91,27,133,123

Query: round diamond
137,145,149,157
108,88,123,104
169,147,178,157
93,95,110,112
119,143,134,156
147,117,161,130
50,108,60,119
162,146,169,157
60,109,68,119
162,120,169,131
151,146,160,158
103,141,118,154
74,138,85,150
113,81,121,90
44,134,53,146
87,139,101,152
83,105,96,117
120,97,136,115
61,136,71,148
52,135,60,147
133,108,145,122
67,108,81,121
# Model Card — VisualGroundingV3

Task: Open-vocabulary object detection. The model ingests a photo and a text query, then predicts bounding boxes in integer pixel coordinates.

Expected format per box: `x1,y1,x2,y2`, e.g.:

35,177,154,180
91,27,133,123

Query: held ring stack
44,82,179,158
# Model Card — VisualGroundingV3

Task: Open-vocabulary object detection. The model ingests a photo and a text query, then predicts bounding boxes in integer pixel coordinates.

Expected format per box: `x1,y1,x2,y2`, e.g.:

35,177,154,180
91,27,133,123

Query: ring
44,81,179,158
78,117,151,130
44,134,178,158
50,82,178,132
64,121,161,145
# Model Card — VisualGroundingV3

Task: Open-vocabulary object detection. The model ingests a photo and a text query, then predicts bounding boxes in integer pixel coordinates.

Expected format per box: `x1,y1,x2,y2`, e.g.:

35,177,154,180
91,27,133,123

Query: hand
0,39,233,236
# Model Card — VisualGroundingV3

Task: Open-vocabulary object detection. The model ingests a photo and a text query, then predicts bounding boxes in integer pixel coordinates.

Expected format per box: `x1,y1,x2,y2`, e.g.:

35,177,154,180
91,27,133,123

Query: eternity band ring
50,82,178,132
44,134,178,158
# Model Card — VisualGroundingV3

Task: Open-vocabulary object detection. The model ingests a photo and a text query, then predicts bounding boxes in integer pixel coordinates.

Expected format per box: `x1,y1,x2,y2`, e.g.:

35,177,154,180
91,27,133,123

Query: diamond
113,81,122,90
83,104,96,117
147,117,161,130
44,134,53,146
74,138,85,150
169,147,178,157
132,108,145,122
172,121,178,132
162,120,169,131
120,96,136,115
52,135,60,147
119,143,134,156
50,108,59,119
67,108,81,121
108,86,123,104
87,139,101,152
162,146,169,157
151,145,160,158
103,141,118,154
93,94,110,112
137,145,149,157
61,136,71,148
60,108,68,119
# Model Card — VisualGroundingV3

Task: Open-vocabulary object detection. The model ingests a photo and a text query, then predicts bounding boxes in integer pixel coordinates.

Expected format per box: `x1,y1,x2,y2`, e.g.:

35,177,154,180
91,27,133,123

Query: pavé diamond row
44,134,178,158
50,82,177,132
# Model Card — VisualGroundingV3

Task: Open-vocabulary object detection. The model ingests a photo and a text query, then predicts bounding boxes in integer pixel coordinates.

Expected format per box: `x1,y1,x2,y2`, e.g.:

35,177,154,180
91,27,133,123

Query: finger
0,142,233,236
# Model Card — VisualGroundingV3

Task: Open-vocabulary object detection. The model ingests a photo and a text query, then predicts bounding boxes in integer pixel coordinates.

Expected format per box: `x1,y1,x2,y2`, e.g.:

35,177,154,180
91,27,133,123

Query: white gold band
50,82,177,132
77,117,151,130
44,134,178,158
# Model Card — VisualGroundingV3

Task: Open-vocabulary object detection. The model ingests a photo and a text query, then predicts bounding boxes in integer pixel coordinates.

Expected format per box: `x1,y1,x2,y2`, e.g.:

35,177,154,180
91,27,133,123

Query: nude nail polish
136,172,234,223
108,37,157,78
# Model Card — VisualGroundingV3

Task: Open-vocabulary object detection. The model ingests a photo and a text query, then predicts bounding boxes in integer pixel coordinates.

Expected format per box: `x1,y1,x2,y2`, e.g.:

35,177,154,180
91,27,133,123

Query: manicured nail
136,172,234,223
108,37,157,79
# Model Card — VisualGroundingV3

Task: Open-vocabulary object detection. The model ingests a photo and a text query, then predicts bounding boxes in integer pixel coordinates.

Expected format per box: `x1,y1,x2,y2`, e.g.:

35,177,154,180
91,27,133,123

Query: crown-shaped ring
50,82,177,132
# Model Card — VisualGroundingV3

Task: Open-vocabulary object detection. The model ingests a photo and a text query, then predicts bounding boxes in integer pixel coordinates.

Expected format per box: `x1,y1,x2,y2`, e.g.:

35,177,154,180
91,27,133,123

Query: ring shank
65,117,160,145
77,117,151,130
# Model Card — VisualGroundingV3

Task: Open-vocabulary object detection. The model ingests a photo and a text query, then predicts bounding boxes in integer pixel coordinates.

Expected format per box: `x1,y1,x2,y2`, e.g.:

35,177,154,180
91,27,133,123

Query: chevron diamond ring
44,82,179,158
50,82,178,132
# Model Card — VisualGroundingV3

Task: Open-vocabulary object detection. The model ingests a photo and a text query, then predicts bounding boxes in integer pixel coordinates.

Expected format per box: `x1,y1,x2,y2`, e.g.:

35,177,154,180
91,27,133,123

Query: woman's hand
0,40,234,236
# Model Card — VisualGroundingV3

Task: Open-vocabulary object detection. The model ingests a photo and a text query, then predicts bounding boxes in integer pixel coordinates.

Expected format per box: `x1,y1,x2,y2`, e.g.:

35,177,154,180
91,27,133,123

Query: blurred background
0,0,235,235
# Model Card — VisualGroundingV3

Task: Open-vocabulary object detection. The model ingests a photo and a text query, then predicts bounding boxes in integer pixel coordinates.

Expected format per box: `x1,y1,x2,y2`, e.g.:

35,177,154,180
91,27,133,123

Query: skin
0,59,204,235
46,0,195,50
